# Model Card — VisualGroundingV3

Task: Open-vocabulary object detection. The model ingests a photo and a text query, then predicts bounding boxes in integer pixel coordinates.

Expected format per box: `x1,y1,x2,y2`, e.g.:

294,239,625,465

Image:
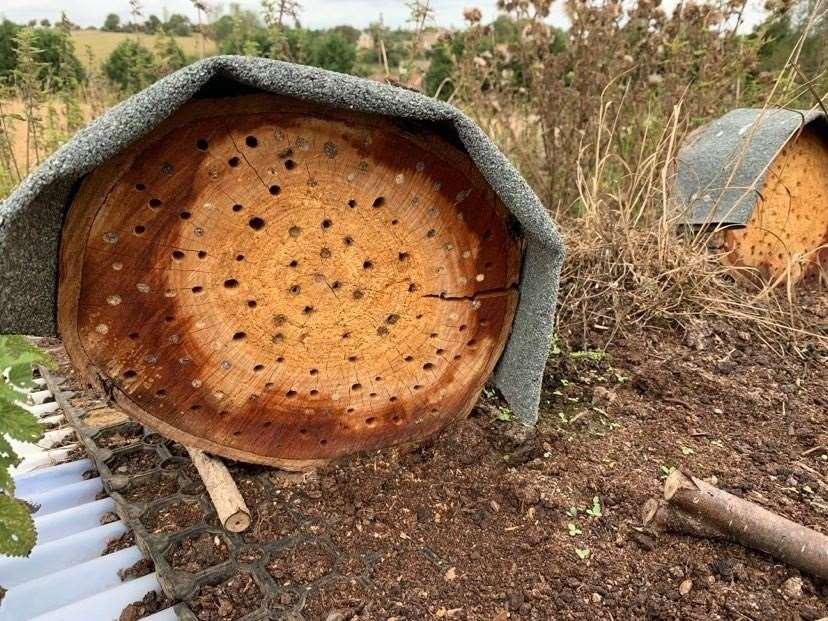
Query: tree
103,13,121,32
0,20,20,77
30,26,86,89
144,15,162,34
166,14,193,37
310,31,357,74
103,40,157,93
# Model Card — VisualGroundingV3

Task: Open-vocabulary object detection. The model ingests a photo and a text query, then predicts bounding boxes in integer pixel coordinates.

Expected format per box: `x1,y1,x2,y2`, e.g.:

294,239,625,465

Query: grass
71,30,216,67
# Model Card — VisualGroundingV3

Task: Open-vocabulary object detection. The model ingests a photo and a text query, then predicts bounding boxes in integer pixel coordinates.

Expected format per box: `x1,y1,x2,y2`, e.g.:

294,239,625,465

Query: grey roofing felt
675,107,827,227
0,55,564,426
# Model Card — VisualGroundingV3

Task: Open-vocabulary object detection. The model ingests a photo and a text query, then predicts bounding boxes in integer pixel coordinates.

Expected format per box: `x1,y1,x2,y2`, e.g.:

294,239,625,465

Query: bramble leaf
0,494,37,557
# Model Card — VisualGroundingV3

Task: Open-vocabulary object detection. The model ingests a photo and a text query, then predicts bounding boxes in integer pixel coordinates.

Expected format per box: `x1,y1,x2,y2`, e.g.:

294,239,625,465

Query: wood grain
59,94,523,468
723,126,828,283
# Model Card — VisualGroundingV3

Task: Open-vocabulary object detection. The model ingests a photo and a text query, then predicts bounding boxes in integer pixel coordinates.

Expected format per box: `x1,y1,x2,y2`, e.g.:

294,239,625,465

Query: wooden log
57,93,523,468
643,469,828,580
186,446,250,533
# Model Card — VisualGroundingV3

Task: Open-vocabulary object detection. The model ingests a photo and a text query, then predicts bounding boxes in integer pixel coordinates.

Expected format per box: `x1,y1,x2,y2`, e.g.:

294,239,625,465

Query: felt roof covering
0,56,564,426
675,107,828,227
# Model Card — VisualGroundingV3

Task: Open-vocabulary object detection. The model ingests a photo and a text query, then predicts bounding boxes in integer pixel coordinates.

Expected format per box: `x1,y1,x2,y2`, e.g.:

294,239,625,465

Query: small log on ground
186,447,251,533
643,469,828,580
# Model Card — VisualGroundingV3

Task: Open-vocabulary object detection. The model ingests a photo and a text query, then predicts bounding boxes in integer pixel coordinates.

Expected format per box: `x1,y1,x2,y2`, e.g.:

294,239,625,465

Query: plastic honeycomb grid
40,365,386,620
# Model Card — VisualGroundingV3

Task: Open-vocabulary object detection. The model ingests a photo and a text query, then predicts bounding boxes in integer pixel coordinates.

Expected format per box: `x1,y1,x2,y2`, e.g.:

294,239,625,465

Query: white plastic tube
0,520,127,587
22,476,103,516
9,445,76,476
0,545,145,621
27,572,163,621
37,427,76,449
34,497,116,545
27,389,54,405
13,458,94,496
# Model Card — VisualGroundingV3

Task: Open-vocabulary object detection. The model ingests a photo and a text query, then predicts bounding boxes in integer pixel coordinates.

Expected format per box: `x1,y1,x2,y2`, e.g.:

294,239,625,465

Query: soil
120,474,179,503
103,531,135,555
95,422,144,450
190,310,825,620
118,590,174,621
119,558,154,581
107,448,161,476
267,540,335,585
140,500,204,534
169,533,230,574
188,572,263,620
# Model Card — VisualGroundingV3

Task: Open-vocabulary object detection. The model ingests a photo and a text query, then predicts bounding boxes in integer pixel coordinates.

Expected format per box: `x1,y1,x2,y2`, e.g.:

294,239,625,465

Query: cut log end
57,94,524,467
722,125,828,284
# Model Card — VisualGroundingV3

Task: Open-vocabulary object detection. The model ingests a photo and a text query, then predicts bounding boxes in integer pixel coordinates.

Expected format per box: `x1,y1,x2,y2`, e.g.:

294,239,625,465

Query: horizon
1,0,767,32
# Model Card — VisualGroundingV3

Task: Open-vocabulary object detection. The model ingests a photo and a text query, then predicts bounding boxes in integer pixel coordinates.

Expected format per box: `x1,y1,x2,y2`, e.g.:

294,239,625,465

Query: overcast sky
1,0,765,31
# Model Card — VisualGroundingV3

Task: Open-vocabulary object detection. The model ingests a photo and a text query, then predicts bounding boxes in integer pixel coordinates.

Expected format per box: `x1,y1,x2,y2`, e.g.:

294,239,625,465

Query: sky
1,0,766,32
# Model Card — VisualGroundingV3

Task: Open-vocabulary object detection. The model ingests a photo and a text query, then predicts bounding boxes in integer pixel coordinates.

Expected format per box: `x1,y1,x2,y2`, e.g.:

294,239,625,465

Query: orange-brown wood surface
59,95,523,468
723,126,828,283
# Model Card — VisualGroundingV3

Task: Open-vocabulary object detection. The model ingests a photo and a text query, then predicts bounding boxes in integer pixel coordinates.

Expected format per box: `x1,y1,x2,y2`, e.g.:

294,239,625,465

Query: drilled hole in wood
269,185,281,196
192,286,204,294
233,331,247,341
172,250,185,261
320,248,332,259
321,219,332,229
236,254,245,262
196,138,208,150
135,183,146,191
245,135,258,148
198,251,208,259
284,159,296,170
372,196,385,208
247,299,257,308
232,203,244,212
228,156,241,167
224,278,239,289
249,217,266,231
123,369,137,379
133,225,146,235
148,198,162,208
347,199,356,208
288,226,301,238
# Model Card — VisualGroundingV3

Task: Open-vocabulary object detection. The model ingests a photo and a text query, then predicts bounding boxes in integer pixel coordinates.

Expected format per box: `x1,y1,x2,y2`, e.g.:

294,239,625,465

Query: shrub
309,31,356,74
103,40,157,93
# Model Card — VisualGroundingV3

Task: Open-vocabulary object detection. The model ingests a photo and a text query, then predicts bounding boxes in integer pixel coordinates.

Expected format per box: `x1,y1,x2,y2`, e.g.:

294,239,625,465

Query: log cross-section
58,94,523,468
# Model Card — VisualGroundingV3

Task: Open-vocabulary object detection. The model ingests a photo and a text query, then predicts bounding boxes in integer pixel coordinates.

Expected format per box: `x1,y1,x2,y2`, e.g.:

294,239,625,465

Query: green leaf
575,547,591,560
0,436,20,471
0,395,43,443
567,522,582,536
0,494,37,557
0,336,54,390
586,496,603,518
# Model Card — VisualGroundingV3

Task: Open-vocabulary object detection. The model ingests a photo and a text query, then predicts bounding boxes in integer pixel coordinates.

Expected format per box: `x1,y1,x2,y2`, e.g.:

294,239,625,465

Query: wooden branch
186,447,251,533
643,470,828,580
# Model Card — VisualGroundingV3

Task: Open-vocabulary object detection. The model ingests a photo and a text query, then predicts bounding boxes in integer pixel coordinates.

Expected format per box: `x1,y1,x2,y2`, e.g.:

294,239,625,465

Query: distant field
70,30,217,66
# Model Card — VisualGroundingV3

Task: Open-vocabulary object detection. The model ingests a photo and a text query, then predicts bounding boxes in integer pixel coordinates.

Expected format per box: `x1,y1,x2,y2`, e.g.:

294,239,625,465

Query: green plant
103,40,157,94
0,336,54,557
567,522,582,536
585,496,603,518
